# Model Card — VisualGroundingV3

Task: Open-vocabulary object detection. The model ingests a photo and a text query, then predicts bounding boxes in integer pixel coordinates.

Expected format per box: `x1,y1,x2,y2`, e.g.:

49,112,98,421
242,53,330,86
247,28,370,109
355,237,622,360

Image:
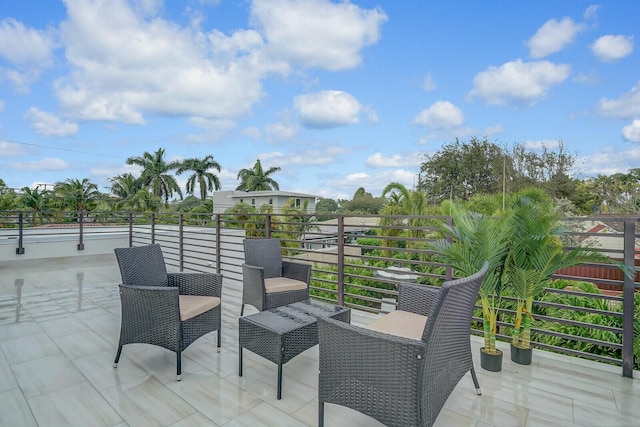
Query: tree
236,159,281,191
315,198,338,220
53,178,101,213
108,173,142,211
176,155,222,201
419,137,504,202
338,187,385,214
18,186,52,224
126,148,182,205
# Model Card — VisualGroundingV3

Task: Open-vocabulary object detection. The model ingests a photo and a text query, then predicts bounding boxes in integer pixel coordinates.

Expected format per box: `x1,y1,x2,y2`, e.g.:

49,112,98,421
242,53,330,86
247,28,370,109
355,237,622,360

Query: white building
212,190,318,214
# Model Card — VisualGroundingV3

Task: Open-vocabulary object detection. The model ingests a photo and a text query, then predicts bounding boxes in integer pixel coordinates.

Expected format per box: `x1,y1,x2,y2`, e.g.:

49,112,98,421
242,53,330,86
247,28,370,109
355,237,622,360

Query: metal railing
0,210,637,377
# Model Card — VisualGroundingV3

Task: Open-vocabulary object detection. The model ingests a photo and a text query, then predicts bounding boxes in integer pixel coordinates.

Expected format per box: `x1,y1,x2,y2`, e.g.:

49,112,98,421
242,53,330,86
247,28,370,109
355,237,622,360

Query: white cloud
242,126,262,139
591,35,634,62
366,152,422,168
584,5,600,20
329,168,416,197
294,90,362,128
597,81,640,119
622,119,640,143
56,0,268,124
527,17,584,58
421,74,436,91
23,107,79,137
524,139,561,150
261,145,351,166
469,59,570,106
9,158,69,171
0,140,28,156
413,101,464,129
251,0,387,71
0,18,55,67
265,122,298,143
578,145,640,177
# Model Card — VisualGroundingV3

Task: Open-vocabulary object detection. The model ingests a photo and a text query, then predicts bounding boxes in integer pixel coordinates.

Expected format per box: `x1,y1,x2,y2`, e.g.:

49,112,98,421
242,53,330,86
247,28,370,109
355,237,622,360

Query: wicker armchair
318,262,489,427
240,238,311,316
112,244,223,380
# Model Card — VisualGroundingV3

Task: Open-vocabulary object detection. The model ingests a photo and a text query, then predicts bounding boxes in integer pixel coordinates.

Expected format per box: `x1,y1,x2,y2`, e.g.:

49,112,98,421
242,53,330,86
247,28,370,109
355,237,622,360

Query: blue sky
1,0,639,201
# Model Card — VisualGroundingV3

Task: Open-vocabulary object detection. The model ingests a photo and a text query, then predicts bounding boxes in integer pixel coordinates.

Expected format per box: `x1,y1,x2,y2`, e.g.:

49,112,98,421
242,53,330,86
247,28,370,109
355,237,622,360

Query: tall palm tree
236,159,281,191
53,178,101,213
108,173,141,210
380,182,430,250
126,148,182,205
176,155,222,201
19,186,52,224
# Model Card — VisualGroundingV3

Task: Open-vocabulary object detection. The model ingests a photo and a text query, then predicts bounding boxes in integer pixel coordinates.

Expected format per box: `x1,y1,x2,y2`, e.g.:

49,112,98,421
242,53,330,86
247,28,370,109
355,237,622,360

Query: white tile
223,401,307,427
28,381,122,427
52,329,113,360
101,375,196,426
11,353,87,399
0,388,38,427
73,350,149,391
0,332,61,364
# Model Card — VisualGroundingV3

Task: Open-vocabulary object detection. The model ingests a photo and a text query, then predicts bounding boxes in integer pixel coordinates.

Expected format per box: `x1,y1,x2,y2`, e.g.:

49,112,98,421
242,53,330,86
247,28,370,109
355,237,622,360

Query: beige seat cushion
264,277,308,294
179,295,221,321
364,310,428,341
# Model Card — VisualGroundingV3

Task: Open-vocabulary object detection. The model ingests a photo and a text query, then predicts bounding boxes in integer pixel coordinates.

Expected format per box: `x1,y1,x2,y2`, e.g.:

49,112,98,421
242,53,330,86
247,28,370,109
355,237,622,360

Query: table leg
239,346,243,377
277,363,283,400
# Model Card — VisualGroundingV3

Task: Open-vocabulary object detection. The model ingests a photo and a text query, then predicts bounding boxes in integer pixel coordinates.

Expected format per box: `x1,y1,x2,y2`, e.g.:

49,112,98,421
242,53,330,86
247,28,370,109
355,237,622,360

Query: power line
1,138,123,160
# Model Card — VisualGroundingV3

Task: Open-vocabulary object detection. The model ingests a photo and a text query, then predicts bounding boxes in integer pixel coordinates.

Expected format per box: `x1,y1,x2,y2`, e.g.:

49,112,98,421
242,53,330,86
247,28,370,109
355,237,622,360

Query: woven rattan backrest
114,244,169,287
243,238,283,279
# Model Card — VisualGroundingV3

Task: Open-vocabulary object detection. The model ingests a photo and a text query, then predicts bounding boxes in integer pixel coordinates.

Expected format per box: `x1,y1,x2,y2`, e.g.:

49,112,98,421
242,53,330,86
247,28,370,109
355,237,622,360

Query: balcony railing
1,210,638,378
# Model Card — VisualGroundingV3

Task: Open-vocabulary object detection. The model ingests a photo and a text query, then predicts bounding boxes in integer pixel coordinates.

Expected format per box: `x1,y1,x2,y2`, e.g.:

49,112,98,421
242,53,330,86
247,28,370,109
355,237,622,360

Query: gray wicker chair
317,262,489,427
113,244,223,380
241,238,311,316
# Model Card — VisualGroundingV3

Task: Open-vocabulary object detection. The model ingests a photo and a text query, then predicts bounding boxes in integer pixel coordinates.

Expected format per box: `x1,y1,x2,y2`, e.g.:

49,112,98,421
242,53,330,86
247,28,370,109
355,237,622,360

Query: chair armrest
318,317,425,401
397,283,439,316
282,261,311,284
242,263,266,289
168,273,222,297
119,284,181,327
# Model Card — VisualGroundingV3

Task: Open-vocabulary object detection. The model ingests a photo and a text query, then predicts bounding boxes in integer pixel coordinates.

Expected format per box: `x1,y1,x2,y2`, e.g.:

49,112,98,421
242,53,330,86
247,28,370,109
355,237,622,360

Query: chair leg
470,367,482,395
217,329,221,352
177,352,182,381
240,304,245,316
113,345,123,368
318,401,324,427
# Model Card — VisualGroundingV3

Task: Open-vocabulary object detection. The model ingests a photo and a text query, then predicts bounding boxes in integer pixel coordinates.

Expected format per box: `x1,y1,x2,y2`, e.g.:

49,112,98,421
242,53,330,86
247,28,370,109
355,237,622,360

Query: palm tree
53,178,101,213
19,186,52,224
176,155,222,201
236,159,281,191
380,182,431,251
108,173,141,210
126,148,182,205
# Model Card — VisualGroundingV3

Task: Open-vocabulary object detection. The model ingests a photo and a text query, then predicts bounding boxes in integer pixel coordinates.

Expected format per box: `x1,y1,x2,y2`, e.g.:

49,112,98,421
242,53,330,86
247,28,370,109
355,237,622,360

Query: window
295,198,301,208
268,198,273,205
239,198,243,204
251,198,256,206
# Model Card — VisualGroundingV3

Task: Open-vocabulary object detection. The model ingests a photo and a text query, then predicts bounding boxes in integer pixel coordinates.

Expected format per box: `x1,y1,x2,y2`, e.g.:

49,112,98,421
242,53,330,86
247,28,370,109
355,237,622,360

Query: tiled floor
0,254,638,427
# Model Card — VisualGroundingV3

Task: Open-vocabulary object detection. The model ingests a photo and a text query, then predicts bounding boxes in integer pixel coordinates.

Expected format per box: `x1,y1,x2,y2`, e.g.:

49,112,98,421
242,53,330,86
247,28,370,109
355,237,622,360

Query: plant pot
510,343,532,365
480,347,503,372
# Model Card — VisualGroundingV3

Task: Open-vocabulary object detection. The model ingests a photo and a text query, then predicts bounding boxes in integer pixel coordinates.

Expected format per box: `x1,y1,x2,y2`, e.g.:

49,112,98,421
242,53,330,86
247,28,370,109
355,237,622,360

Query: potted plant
430,203,512,372
505,194,631,365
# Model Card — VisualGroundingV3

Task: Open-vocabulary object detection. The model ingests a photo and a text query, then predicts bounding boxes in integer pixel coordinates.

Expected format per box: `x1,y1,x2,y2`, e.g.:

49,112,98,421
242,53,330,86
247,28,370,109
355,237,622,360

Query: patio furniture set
111,239,488,427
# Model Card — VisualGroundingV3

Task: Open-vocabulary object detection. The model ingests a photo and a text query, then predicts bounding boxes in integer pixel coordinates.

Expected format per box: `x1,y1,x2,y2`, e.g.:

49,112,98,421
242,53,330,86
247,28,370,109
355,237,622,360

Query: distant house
302,217,378,250
212,190,318,214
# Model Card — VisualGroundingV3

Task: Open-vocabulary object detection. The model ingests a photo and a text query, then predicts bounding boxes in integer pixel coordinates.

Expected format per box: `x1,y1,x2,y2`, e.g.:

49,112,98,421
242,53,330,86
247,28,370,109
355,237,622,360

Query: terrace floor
0,255,639,427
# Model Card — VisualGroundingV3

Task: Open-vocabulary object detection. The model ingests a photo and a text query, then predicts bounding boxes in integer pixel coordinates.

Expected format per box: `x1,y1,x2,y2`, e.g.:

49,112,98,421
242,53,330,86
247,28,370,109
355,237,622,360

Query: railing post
337,215,345,306
77,209,85,250
179,214,184,272
266,214,271,239
445,215,453,281
151,213,156,244
622,219,635,378
128,212,133,247
16,211,25,255
215,214,221,274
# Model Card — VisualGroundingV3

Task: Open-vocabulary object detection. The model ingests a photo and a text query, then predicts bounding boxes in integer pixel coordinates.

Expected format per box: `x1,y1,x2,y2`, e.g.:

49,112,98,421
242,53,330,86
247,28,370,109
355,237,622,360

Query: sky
1,0,639,201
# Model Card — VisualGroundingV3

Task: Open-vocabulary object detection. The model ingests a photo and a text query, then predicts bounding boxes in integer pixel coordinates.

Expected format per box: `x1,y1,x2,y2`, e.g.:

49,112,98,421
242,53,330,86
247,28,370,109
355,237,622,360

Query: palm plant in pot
505,194,632,365
430,203,512,372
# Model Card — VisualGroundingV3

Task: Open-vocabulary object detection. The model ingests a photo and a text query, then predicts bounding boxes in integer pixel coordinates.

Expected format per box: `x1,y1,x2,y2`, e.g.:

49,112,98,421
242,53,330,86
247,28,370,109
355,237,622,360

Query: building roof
220,190,319,199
